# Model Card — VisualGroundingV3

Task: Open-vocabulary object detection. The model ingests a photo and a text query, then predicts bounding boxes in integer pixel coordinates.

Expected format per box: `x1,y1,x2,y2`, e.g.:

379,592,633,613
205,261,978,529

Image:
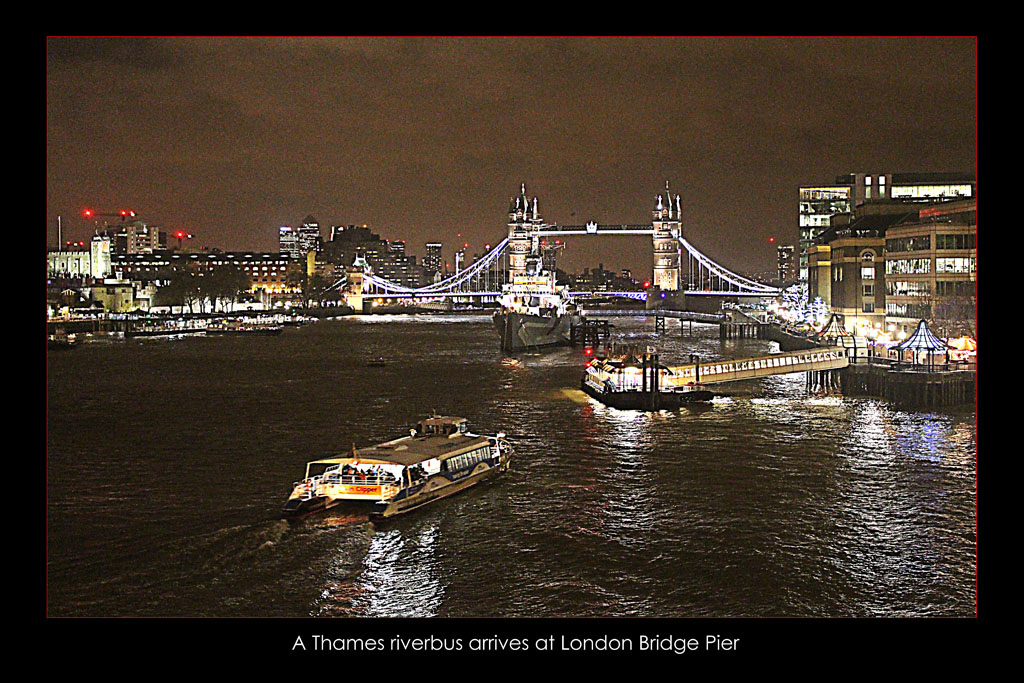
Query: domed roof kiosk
893,319,949,371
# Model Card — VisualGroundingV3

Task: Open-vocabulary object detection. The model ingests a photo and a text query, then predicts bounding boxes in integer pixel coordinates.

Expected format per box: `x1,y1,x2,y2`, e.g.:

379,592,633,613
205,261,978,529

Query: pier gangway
662,346,849,387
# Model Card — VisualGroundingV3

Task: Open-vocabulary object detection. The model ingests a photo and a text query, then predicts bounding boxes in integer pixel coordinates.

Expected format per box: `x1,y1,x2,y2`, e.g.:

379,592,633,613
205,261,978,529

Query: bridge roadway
661,346,849,387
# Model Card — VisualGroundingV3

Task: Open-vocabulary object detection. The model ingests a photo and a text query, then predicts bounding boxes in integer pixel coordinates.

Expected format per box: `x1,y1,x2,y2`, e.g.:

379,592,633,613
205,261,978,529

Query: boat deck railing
293,472,402,498
322,473,402,486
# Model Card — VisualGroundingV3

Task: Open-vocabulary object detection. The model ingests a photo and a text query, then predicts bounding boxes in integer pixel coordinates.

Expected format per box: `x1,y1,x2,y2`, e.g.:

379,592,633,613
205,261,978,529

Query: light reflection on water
350,524,444,617
47,315,976,617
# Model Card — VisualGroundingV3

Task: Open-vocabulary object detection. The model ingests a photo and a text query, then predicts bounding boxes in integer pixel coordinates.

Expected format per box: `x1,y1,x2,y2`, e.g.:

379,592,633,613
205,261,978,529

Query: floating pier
839,362,976,408
581,349,715,411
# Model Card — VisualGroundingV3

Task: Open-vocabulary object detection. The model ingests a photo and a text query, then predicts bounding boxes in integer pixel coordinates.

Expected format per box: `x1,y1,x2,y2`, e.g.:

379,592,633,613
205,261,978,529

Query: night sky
46,36,976,279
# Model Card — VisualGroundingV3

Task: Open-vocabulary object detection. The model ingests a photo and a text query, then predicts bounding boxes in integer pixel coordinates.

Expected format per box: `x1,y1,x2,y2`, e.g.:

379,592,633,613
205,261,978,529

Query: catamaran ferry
281,416,511,521
493,270,581,352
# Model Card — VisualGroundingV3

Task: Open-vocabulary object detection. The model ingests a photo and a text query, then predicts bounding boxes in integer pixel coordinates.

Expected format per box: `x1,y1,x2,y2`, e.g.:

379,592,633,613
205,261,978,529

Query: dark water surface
46,315,976,617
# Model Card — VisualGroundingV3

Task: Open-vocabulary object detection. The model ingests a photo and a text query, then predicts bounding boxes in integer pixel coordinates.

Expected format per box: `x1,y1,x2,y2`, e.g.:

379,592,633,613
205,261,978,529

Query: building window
886,280,931,297
890,184,973,200
935,257,977,274
862,302,874,313
935,280,976,297
863,284,874,297
887,302,931,319
936,234,977,250
885,235,931,252
886,258,932,275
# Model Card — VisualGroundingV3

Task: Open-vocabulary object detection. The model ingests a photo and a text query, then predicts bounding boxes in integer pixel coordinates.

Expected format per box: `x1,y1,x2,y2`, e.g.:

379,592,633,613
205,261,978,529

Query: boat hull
281,495,337,519
493,311,579,352
370,454,511,520
580,377,714,410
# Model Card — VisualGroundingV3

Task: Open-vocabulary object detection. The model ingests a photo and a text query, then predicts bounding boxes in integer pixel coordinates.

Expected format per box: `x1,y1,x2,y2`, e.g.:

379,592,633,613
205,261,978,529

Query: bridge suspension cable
362,237,510,295
679,237,780,295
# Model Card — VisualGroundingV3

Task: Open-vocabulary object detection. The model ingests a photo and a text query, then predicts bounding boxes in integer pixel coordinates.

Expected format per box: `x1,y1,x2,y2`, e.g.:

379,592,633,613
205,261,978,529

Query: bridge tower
652,182,682,291
344,254,367,312
508,183,543,278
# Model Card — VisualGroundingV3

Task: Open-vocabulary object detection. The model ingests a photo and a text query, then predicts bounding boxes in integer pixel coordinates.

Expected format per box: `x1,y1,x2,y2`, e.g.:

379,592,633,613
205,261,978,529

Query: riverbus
281,416,511,521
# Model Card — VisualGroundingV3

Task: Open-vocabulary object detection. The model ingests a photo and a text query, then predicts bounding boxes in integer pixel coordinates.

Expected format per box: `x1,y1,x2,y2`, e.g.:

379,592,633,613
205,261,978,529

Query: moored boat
205,320,283,335
48,329,78,350
581,351,714,410
492,271,581,352
281,416,511,521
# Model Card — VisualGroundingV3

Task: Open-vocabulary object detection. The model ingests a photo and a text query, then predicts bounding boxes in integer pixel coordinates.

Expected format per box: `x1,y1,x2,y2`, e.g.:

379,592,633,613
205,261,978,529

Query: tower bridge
338,183,781,310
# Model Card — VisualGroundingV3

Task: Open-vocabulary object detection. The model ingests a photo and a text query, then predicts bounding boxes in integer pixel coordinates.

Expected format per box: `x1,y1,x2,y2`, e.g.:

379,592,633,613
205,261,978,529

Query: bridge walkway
662,346,849,387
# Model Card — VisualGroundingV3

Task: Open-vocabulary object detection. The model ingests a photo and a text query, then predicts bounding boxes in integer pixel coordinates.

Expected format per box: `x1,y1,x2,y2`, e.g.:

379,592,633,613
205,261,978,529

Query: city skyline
46,36,976,279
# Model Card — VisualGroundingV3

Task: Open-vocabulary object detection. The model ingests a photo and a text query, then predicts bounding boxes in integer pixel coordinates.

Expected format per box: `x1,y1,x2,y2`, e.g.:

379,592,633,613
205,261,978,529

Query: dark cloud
46,36,976,277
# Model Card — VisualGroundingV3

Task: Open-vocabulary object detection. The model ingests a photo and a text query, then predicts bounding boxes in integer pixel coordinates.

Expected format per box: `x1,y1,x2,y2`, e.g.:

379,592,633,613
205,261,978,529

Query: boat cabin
415,415,468,437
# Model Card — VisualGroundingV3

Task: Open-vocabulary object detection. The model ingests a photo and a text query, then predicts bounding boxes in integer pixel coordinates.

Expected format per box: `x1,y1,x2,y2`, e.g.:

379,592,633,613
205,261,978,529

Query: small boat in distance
366,356,386,367
281,416,511,521
48,329,78,350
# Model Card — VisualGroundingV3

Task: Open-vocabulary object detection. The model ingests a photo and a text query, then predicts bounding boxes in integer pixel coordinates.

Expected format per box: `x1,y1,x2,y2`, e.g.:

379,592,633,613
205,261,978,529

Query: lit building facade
110,250,302,295
799,172,976,284
125,220,160,254
89,279,137,313
776,244,795,285
884,198,977,336
799,185,853,283
279,216,322,259
811,208,918,331
423,242,443,276
375,244,427,288
806,243,831,305
47,248,91,278
91,234,112,278
279,226,299,257
297,216,322,255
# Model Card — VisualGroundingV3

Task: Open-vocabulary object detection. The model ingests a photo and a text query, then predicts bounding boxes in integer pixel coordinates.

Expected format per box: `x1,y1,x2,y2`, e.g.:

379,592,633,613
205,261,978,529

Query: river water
46,314,976,617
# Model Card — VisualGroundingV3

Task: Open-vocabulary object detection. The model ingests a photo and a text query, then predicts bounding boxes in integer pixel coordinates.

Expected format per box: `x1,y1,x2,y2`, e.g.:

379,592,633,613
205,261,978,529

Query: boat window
306,463,333,478
444,446,491,473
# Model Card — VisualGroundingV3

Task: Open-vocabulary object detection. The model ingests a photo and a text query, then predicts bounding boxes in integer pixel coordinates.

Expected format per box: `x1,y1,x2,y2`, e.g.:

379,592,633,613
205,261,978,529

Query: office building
799,172,976,283
884,198,976,337
423,242,444,276
776,245,795,285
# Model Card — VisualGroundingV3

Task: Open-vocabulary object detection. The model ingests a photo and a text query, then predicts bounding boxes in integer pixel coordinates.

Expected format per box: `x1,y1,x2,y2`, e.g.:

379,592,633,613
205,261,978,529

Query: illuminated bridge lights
328,230,780,300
